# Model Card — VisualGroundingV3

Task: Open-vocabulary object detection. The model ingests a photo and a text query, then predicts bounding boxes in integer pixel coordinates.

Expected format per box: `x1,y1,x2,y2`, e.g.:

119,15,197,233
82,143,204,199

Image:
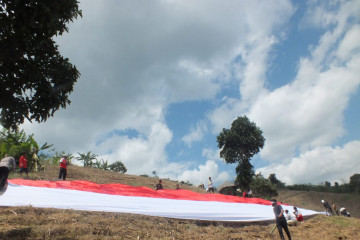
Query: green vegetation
0,128,127,175
76,151,127,173
217,116,265,190
0,128,52,171
266,172,360,195
250,173,278,199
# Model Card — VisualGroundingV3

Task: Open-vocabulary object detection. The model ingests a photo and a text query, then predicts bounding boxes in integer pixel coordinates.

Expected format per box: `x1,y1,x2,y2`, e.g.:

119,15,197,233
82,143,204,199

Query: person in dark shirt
321,200,333,216
271,199,292,240
155,179,163,190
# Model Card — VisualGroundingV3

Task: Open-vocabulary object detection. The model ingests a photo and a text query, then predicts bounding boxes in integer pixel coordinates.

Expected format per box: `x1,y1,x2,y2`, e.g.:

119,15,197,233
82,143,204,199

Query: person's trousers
277,219,292,240
0,167,9,189
59,168,67,180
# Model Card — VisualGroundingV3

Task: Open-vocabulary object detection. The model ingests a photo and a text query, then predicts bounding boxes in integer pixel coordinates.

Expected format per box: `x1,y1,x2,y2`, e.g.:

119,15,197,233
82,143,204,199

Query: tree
250,173,278,199
109,161,127,173
0,0,82,129
349,174,360,194
217,116,265,190
76,152,97,167
268,173,286,189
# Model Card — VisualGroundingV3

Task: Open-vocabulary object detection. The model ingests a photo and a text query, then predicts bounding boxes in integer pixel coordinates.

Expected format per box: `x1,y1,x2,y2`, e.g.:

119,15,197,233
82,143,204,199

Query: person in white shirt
284,209,298,226
207,177,214,193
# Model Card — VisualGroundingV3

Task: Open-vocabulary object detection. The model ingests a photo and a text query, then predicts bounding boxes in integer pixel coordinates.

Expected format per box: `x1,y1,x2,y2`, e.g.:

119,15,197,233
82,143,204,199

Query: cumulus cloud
182,120,208,147
207,0,360,184
257,141,360,185
177,160,229,186
15,0,359,186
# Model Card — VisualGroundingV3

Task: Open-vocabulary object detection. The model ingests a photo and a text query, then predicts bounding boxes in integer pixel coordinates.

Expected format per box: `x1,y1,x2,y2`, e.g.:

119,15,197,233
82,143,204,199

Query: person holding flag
19,153,29,178
59,156,68,181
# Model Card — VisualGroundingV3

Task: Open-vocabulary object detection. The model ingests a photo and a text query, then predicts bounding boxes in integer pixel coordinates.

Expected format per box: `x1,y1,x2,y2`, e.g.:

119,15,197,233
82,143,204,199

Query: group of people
155,176,216,192
321,199,351,217
284,206,304,226
242,189,254,198
271,200,305,240
154,179,181,190
0,154,69,191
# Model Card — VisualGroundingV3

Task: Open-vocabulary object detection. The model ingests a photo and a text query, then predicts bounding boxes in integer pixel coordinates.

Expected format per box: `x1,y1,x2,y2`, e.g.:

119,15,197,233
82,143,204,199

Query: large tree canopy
0,0,82,129
217,116,265,189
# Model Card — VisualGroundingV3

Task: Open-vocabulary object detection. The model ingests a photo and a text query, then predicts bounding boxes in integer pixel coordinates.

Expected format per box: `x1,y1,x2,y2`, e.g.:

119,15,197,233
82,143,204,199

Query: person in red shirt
19,153,29,178
59,156,68,180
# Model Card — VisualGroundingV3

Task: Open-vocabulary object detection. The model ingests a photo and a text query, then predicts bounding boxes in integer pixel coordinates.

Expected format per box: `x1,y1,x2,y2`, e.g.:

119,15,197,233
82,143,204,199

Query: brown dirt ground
1,164,359,240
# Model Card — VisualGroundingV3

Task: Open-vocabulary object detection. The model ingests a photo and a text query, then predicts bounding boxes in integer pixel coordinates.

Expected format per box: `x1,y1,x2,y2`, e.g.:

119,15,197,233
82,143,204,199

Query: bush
250,174,278,198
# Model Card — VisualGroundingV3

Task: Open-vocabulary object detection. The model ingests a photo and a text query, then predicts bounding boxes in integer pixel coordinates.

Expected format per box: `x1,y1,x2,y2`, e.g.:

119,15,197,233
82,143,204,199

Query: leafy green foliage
76,152,97,167
76,152,127,173
286,182,354,194
250,173,278,198
41,150,73,166
93,158,109,171
268,173,286,189
235,160,254,190
109,161,127,173
0,128,52,171
217,116,265,189
0,0,82,129
349,174,360,194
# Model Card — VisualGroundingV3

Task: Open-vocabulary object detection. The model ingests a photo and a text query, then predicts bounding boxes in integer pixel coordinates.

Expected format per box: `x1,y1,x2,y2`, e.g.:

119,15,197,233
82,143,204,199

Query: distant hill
277,189,360,218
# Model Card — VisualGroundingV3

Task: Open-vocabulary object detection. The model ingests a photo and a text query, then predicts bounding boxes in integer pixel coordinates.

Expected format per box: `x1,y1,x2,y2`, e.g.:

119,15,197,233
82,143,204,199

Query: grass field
1,164,359,239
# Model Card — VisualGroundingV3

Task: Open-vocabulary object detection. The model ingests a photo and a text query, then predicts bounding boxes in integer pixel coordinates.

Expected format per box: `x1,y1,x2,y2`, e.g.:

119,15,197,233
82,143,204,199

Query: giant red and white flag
2,179,319,221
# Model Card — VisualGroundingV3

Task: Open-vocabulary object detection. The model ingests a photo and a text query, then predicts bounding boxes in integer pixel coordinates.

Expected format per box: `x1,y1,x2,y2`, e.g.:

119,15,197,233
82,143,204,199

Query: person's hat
321,200,324,203
271,199,277,205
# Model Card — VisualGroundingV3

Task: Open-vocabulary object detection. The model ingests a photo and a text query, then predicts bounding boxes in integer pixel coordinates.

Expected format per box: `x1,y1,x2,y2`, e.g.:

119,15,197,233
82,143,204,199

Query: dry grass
1,207,359,240
2,164,359,239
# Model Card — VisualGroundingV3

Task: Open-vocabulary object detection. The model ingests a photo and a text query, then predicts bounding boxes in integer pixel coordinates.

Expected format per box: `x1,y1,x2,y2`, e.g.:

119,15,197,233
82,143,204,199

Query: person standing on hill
271,199,292,240
0,155,16,190
155,179,163,190
19,153,29,178
321,200,333,216
331,202,339,216
59,156,68,181
207,177,214,193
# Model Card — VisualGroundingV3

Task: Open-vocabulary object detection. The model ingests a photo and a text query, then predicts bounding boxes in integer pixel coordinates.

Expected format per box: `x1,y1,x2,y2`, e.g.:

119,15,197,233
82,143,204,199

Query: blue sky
21,0,360,187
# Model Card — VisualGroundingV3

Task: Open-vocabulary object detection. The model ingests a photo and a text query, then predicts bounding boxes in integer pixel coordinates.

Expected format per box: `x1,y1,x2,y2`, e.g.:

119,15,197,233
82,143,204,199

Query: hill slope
1,164,359,239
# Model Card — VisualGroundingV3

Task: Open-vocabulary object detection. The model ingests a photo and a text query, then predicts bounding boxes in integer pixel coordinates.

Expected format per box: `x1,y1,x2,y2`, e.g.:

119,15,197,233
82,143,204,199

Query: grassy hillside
1,164,359,239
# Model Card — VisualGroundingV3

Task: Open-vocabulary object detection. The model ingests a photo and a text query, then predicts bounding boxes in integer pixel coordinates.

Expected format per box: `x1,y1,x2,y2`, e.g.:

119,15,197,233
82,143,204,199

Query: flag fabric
2,179,320,222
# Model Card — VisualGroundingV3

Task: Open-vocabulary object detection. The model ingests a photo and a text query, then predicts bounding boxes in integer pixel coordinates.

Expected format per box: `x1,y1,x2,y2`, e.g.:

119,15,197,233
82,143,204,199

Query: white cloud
336,25,360,60
206,0,360,185
257,141,360,185
93,122,173,176
14,1,359,187
21,0,294,179
177,160,229,186
182,120,208,147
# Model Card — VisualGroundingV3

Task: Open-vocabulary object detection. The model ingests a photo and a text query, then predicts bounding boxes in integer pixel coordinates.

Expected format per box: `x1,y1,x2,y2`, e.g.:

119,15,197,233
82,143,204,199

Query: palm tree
76,151,98,167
